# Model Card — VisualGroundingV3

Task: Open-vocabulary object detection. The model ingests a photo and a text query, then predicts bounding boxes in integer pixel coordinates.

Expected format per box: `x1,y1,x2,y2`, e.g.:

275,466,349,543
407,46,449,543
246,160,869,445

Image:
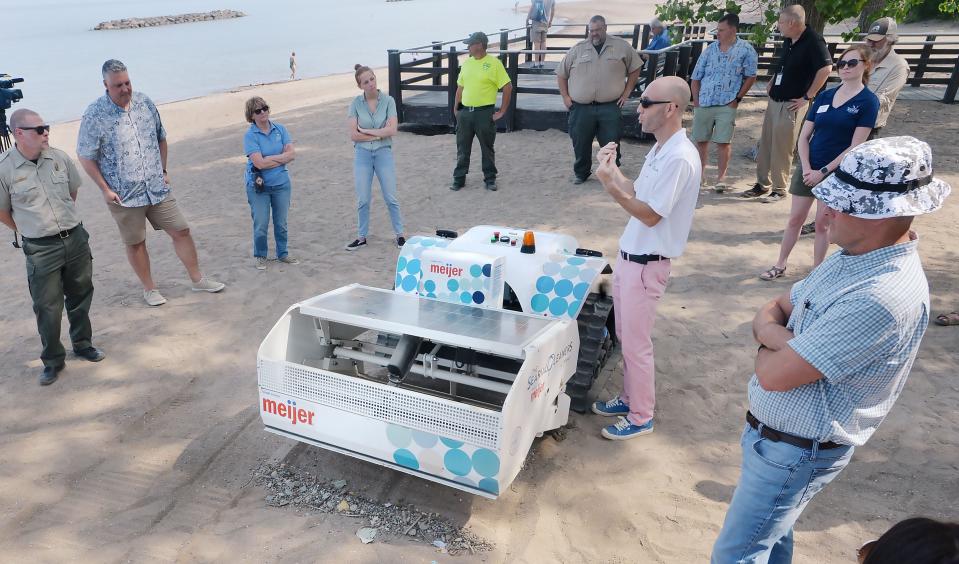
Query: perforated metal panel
260,359,502,449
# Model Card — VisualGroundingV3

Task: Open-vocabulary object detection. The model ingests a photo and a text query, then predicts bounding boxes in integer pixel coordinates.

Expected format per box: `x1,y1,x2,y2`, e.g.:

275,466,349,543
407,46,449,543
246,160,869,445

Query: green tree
656,0,957,42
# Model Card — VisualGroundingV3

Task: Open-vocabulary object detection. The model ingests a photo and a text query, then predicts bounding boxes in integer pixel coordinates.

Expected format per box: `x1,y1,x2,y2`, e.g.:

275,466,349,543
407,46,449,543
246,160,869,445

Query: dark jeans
568,101,622,180
453,106,497,183
22,224,95,368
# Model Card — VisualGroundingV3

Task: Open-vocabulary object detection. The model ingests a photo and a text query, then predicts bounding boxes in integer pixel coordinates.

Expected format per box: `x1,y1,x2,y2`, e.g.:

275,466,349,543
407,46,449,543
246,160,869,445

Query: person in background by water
289,51,296,80
526,0,555,68
759,44,878,282
346,64,405,251
77,59,225,307
858,517,959,564
243,96,297,270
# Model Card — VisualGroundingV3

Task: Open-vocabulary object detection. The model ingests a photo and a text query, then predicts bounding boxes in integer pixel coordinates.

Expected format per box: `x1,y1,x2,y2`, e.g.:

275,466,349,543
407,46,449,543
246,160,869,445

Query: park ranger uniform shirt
557,36,643,104
0,146,83,238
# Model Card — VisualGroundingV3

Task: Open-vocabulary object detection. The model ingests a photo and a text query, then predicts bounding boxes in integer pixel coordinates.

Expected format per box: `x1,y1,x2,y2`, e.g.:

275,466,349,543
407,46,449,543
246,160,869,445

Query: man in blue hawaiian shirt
690,13,758,192
78,59,224,307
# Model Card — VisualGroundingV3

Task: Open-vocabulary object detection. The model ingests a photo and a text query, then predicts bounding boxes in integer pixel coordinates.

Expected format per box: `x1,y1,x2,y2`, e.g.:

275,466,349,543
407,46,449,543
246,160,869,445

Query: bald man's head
9,108,40,131
649,76,691,110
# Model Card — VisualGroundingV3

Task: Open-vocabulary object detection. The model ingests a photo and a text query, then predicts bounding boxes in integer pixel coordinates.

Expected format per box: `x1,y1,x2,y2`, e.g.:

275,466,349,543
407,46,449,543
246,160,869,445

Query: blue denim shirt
647,29,671,51
244,121,292,188
748,240,929,446
77,92,168,207
691,39,758,107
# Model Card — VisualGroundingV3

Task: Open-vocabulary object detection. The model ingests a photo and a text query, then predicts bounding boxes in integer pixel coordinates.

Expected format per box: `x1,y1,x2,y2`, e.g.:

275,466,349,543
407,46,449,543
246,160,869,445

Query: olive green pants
22,225,94,368
453,106,497,183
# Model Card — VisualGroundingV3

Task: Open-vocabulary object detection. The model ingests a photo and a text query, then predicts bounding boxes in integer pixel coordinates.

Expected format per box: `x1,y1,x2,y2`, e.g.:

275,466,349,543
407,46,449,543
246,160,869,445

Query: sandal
759,266,786,281
714,182,728,193
935,311,959,326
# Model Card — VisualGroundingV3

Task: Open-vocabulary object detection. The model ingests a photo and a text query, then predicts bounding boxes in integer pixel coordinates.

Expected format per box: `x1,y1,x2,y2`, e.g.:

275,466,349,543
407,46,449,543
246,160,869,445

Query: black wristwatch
735,97,743,103
803,94,812,101
819,166,829,175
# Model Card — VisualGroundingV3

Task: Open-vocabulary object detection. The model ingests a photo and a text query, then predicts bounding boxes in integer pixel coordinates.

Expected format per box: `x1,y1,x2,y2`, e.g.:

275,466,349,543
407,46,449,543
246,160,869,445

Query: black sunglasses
639,98,673,108
836,59,861,69
19,125,51,134
253,105,270,115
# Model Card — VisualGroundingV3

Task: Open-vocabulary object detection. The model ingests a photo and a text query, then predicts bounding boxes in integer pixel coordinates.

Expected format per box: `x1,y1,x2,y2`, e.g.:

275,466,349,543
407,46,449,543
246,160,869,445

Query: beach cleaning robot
256,226,615,498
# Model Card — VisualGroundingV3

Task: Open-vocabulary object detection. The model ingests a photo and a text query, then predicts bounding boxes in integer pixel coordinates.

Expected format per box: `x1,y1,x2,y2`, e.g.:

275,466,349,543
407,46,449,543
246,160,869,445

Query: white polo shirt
618,129,701,258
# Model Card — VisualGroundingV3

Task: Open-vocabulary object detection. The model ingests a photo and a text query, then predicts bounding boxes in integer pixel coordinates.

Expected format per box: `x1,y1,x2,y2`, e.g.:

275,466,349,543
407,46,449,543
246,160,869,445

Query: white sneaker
143,288,167,306
254,257,267,270
191,277,226,293
277,255,299,264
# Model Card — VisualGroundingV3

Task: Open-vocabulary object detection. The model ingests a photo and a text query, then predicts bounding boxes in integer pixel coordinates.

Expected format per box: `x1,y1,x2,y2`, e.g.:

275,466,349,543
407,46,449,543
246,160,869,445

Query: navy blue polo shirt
244,121,292,187
806,86,879,170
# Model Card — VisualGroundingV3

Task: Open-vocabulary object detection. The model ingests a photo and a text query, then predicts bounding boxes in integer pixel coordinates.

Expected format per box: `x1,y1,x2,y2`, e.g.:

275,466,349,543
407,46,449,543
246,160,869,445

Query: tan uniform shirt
557,36,643,104
0,146,83,238
869,49,910,129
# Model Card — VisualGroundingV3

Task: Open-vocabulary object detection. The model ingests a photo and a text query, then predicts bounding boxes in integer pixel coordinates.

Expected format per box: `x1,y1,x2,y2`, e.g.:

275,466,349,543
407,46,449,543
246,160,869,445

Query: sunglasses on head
253,105,270,115
19,125,51,134
836,59,861,69
639,97,673,108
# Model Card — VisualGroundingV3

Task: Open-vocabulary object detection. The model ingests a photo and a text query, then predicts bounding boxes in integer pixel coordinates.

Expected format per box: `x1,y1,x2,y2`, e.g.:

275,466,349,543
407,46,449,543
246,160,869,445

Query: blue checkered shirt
748,240,929,446
77,92,169,208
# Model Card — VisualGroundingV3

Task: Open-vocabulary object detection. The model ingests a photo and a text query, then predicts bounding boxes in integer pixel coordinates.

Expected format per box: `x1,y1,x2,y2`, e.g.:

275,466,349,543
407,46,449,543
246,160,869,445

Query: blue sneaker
591,396,629,417
601,417,654,440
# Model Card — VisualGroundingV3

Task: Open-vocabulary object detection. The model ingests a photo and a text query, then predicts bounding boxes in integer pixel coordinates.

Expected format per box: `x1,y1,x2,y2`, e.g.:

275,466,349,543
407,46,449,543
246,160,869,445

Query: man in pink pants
593,76,702,439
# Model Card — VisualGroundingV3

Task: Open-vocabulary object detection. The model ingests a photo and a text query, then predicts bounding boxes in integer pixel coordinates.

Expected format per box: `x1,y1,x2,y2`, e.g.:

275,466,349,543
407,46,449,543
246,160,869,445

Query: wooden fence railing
388,24,959,133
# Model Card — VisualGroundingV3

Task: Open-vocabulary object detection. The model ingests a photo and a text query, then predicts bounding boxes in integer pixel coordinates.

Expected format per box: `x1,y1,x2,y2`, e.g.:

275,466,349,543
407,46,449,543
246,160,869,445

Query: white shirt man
592,76,702,440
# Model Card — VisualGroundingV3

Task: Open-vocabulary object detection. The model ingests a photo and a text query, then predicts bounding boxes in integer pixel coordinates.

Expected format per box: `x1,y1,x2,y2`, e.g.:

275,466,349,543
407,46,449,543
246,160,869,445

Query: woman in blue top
244,96,297,270
760,44,878,281
346,64,405,251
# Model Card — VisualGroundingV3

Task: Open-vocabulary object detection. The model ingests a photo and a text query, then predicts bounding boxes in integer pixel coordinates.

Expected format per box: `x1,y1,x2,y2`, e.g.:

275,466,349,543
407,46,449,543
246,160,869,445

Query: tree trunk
787,0,826,34
858,0,884,33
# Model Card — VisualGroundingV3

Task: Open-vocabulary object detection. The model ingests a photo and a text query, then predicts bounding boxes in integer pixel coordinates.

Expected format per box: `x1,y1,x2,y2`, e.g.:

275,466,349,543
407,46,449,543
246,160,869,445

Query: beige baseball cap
866,17,898,41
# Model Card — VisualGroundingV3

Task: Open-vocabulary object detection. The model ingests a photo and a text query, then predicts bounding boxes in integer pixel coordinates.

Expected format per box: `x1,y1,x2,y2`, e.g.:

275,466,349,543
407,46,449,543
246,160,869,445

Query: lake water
5,0,542,123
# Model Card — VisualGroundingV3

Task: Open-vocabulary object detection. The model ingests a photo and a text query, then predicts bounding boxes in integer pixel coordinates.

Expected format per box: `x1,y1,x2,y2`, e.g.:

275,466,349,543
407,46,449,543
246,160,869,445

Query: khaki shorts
108,196,190,245
690,104,737,144
531,21,548,42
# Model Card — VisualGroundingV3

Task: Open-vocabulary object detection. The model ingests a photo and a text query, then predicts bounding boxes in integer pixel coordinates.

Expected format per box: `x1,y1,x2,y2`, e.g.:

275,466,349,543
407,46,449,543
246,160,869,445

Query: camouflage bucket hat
812,136,951,219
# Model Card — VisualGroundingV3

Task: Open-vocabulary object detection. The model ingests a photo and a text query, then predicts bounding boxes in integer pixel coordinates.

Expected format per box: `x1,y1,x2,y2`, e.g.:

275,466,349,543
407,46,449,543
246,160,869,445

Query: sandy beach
1,3,958,562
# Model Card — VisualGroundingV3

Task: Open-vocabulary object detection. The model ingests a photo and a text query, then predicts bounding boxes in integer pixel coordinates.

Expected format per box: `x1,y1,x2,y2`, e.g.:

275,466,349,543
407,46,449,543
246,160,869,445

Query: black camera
0,75,24,110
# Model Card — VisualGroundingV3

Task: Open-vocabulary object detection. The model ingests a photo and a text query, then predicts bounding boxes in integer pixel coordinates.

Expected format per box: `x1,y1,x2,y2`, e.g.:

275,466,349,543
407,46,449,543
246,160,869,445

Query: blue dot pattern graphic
444,449,472,476
393,236,452,295
393,449,419,470
528,253,608,320
471,449,501,477
385,427,502,494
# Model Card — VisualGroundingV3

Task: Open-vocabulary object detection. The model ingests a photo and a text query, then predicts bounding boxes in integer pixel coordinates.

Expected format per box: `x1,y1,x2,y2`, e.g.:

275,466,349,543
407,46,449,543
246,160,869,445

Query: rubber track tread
568,292,615,413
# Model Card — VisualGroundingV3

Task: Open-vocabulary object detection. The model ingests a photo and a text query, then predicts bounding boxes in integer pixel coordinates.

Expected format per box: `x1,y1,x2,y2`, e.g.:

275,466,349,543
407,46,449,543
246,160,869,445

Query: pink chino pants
612,256,671,426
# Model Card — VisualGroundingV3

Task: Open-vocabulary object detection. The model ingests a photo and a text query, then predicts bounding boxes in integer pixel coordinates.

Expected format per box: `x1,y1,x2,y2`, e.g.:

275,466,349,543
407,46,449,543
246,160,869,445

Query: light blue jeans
246,181,291,259
354,146,403,238
711,423,855,563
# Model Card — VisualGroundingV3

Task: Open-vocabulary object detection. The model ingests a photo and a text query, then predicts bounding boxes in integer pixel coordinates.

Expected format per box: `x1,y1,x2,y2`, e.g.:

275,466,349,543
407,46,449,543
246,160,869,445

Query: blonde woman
346,64,405,250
